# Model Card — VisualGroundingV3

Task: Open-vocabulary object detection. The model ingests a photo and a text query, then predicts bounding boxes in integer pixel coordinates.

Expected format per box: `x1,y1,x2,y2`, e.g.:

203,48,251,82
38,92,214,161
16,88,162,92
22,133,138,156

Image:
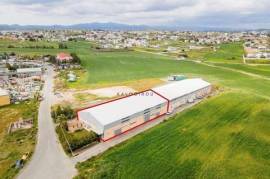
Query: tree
70,53,81,64
48,55,56,64
7,45,15,48
63,105,75,120
9,52,16,56
58,43,68,49
6,63,18,71
56,105,62,117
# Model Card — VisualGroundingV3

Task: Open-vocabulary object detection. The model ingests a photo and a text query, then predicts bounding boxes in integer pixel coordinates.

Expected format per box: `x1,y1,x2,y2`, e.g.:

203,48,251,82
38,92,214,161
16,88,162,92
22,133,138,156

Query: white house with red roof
56,52,73,63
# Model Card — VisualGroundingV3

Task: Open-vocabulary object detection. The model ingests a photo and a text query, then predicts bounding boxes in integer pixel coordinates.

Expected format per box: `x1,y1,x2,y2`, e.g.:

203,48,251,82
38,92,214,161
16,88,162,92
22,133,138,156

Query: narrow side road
18,66,76,179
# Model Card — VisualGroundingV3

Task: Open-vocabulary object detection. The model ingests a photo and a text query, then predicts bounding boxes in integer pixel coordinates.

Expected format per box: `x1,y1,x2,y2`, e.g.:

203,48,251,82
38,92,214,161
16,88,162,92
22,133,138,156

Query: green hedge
56,123,98,154
51,105,75,123
246,59,270,64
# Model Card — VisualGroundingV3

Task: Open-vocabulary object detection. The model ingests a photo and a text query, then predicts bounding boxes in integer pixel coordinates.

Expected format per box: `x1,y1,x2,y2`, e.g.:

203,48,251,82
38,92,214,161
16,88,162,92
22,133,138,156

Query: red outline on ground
76,89,171,142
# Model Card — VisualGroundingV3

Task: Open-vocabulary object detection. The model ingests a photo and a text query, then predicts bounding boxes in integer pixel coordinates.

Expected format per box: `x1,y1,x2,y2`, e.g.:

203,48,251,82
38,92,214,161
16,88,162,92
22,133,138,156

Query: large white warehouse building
77,78,211,141
152,78,211,113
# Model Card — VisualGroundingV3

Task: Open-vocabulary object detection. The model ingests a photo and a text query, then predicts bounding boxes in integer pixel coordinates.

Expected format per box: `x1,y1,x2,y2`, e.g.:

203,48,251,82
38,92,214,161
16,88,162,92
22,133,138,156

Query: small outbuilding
16,68,43,77
56,53,73,63
0,88,10,107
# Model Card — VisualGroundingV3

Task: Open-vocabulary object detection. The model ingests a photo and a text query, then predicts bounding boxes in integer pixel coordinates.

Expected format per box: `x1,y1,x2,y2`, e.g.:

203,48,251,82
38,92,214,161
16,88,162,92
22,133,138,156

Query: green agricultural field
76,92,270,179
186,47,212,60
64,53,270,98
0,101,38,179
204,43,244,63
209,63,270,78
65,41,270,178
0,39,98,58
187,42,244,63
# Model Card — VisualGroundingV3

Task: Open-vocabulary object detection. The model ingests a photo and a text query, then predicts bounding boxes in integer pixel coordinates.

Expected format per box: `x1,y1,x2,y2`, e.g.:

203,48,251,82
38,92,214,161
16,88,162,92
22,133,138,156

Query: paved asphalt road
18,66,76,179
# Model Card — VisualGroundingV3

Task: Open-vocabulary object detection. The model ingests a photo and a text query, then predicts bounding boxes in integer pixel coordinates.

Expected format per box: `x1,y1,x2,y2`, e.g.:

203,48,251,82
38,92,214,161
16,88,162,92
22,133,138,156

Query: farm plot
75,92,270,179
0,101,38,179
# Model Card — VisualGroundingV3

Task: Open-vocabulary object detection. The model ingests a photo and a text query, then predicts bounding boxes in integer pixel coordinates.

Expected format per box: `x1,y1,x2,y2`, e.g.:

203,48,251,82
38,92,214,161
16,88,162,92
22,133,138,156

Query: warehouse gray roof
0,88,9,96
78,90,167,133
152,78,211,100
16,68,42,73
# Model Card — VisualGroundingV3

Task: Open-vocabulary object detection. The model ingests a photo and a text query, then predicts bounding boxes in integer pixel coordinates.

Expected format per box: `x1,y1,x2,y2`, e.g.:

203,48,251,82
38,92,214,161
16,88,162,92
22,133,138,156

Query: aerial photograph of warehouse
78,78,211,141
1,1,270,179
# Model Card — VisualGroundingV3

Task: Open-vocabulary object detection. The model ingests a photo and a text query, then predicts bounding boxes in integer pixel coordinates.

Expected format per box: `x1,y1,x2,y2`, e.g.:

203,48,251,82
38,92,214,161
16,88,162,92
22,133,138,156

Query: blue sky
0,0,270,28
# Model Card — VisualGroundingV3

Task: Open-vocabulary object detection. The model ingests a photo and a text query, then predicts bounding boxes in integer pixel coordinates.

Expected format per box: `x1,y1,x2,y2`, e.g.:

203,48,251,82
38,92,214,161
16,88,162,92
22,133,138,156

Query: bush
48,55,56,64
51,105,76,123
59,43,68,49
56,123,98,153
70,53,81,64
246,59,270,64
7,45,15,48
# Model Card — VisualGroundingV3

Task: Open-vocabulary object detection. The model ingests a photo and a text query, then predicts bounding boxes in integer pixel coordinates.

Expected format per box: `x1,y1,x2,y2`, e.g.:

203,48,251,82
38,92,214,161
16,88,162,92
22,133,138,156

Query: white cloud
0,0,269,28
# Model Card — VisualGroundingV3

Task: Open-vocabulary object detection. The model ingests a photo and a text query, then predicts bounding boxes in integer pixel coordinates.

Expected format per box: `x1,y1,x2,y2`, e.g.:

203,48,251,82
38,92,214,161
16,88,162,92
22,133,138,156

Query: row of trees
58,43,68,49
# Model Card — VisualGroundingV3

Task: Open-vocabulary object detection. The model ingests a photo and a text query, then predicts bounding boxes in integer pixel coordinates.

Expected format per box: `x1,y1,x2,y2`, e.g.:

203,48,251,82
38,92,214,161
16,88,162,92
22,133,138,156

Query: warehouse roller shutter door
144,112,150,122
114,128,122,135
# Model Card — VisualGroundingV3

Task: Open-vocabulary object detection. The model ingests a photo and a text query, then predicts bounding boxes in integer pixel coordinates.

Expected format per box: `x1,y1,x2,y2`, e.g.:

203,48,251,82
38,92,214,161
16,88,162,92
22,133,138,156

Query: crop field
70,41,270,178
76,92,270,179
0,101,38,179
66,53,270,98
209,63,270,78
187,42,244,63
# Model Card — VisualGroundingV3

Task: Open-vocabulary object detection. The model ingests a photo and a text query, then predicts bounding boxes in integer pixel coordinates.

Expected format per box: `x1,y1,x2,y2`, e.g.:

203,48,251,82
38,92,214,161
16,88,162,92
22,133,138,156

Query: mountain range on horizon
0,22,269,32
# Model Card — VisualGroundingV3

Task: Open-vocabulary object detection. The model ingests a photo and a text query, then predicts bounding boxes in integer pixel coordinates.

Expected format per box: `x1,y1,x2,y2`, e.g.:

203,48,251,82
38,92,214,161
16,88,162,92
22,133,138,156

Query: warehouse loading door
144,112,150,122
114,128,122,135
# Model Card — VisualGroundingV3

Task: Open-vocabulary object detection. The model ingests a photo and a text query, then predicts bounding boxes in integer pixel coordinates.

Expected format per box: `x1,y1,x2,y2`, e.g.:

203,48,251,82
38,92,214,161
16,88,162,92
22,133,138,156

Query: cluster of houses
0,54,45,106
0,30,250,50
0,51,81,107
243,32,270,60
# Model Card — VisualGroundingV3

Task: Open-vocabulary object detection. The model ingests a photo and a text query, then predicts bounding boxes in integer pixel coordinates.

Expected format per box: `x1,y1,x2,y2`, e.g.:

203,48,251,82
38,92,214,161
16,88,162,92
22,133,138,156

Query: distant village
1,29,269,56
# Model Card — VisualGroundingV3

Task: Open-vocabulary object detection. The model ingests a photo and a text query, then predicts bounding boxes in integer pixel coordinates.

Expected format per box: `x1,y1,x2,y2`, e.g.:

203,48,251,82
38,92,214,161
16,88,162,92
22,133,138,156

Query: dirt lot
53,86,136,107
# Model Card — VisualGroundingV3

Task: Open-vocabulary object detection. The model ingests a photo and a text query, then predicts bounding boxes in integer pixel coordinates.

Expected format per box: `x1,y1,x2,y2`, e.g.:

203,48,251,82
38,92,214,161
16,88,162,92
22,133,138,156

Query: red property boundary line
150,89,170,113
76,89,170,142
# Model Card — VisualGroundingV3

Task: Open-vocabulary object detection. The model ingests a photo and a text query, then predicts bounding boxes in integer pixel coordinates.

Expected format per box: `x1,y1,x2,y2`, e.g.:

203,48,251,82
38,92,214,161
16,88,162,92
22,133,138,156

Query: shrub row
56,123,98,153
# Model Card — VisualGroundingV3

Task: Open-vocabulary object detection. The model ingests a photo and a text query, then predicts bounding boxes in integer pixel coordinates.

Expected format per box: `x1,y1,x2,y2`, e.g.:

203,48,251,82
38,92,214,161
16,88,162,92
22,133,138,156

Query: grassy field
70,41,270,178
209,63,270,78
0,101,38,179
187,42,244,63
64,56,270,99
0,39,87,56
76,92,270,179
